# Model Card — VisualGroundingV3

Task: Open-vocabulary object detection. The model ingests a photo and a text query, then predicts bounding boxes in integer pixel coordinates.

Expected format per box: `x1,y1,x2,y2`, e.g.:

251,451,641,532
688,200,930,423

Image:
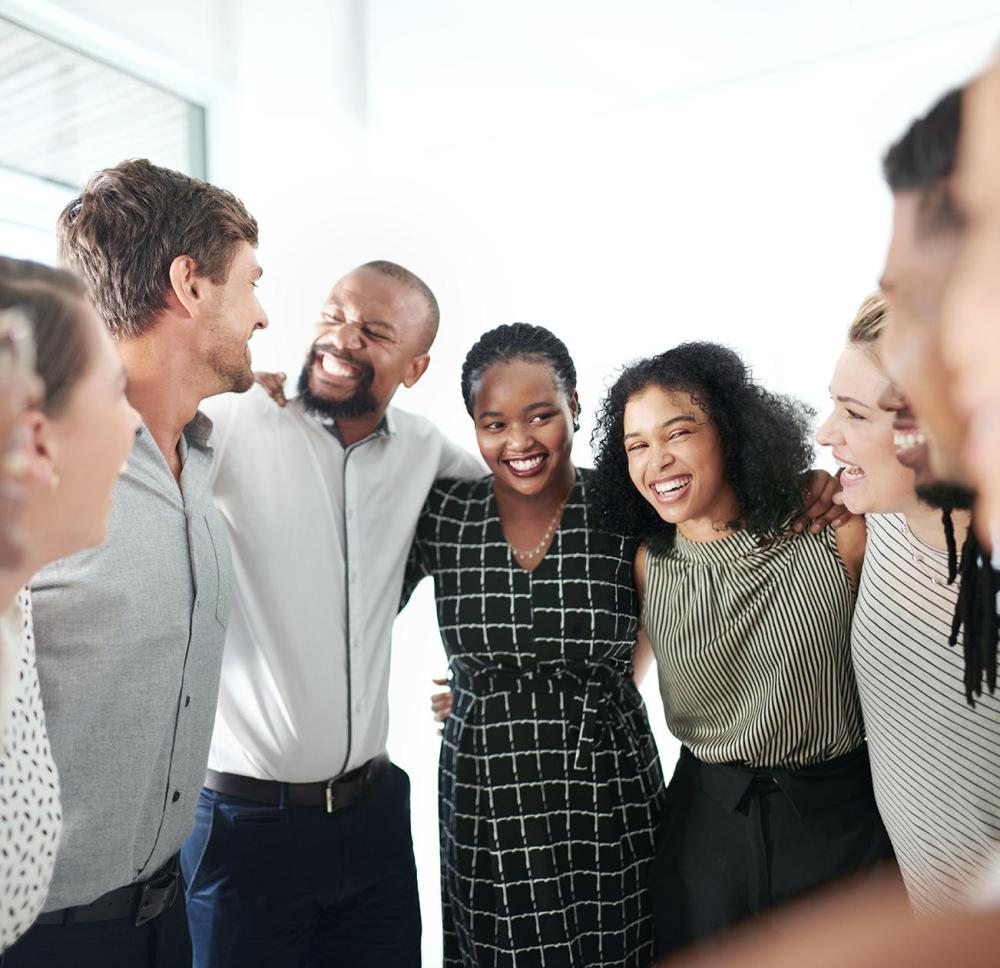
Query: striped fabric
852,513,1000,912
643,526,862,768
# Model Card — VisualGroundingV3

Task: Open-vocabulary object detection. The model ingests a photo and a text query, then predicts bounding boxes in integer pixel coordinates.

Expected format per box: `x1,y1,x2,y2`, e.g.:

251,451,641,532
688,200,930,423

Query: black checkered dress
407,469,665,968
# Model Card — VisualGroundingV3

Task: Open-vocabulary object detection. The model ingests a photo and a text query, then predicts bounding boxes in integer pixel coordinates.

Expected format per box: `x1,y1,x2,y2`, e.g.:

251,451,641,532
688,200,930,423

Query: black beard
916,480,977,511
296,355,378,421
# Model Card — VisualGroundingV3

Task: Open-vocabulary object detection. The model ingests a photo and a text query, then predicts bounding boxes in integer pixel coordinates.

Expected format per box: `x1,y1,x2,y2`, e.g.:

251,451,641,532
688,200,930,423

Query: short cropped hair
359,260,440,351
57,158,258,340
883,88,962,234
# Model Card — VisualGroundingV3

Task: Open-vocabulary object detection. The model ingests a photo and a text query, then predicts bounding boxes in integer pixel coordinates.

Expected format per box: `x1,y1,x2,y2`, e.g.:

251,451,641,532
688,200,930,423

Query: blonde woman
817,291,999,912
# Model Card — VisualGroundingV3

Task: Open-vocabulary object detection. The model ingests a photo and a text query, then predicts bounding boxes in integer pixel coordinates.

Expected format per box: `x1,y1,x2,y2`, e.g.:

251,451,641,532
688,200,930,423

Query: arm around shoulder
833,513,867,590
437,429,485,481
632,545,655,684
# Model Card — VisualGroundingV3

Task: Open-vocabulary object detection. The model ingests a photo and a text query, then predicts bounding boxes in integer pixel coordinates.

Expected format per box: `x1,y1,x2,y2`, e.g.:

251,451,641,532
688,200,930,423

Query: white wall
8,3,1000,963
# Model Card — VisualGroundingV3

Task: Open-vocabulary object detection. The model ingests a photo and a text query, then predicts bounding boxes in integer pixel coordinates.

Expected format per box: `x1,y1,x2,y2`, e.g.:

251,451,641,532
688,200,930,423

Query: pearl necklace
508,501,566,563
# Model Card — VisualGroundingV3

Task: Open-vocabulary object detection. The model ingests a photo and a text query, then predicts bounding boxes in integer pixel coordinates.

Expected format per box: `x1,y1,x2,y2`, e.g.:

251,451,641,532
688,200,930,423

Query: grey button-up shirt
32,412,231,911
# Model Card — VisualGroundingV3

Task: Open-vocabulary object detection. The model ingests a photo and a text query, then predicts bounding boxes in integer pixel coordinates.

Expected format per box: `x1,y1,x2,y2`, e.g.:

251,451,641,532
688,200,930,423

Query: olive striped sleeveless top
643,526,863,768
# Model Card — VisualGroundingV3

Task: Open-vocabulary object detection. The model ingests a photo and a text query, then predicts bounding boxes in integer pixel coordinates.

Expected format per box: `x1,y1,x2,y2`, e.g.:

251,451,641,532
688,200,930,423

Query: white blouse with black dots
0,588,61,952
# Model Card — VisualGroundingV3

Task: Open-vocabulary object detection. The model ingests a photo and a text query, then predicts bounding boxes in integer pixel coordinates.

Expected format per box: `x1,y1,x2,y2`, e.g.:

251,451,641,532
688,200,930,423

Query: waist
34,854,182,927
454,661,630,696
676,744,876,814
205,754,390,812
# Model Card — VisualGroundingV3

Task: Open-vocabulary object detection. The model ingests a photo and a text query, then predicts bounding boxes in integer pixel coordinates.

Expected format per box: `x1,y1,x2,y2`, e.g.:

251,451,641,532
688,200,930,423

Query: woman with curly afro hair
591,341,895,959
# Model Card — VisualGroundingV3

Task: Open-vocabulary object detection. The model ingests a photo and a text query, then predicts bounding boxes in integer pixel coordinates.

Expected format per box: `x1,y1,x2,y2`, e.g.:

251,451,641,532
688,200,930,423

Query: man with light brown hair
5,159,267,968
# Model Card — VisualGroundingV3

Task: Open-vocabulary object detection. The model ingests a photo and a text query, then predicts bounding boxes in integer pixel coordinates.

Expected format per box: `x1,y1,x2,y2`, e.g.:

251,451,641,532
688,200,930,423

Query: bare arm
656,870,1000,968
834,513,868,590
632,544,654,685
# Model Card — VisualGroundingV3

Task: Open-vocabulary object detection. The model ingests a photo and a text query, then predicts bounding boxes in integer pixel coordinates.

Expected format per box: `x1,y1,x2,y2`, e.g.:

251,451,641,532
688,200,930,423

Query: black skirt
650,744,896,958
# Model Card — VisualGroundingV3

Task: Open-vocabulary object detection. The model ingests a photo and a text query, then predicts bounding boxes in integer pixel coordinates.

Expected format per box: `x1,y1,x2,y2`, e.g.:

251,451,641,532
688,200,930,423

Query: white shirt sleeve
436,431,486,481
199,391,248,484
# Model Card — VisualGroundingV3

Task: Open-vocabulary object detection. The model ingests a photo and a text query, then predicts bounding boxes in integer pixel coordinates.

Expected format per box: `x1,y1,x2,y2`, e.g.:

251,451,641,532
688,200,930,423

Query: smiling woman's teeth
653,476,691,494
509,456,544,472
893,430,927,450
841,464,865,479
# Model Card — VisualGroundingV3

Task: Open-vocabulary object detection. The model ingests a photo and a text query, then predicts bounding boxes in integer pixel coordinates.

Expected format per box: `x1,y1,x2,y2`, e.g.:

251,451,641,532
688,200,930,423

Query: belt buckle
134,867,179,927
325,778,336,814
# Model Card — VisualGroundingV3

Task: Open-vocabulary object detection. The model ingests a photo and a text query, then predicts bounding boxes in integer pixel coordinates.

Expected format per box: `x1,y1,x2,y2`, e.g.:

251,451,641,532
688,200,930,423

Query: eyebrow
835,395,873,409
476,401,555,420
623,413,696,441
829,386,873,409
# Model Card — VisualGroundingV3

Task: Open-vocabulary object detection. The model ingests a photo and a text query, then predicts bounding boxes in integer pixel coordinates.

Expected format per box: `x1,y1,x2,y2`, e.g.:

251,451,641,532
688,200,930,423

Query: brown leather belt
205,754,389,813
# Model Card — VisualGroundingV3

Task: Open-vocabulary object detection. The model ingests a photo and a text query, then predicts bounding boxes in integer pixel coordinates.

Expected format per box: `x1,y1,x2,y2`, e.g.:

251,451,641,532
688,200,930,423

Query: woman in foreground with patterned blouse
591,341,895,959
0,257,139,953
405,323,667,968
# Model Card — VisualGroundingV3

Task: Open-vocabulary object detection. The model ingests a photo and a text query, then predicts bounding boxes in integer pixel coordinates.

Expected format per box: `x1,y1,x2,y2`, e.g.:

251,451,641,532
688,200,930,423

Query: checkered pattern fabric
407,469,665,968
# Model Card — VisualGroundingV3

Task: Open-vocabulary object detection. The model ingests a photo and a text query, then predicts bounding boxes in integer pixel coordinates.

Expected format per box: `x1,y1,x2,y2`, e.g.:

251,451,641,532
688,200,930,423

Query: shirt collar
185,410,215,447
311,406,395,444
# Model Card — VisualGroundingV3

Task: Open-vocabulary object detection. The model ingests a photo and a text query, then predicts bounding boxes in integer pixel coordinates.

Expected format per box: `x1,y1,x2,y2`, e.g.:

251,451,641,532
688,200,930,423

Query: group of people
0,51,998,968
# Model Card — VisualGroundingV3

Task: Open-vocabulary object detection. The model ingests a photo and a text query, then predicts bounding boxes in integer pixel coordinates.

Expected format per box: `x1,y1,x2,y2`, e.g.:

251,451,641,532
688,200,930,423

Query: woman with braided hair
591,341,894,959
404,322,666,967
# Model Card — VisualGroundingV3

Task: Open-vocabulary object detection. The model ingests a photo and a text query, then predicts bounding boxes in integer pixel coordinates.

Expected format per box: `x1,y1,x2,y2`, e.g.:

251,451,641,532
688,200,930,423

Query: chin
839,490,870,516
231,368,256,394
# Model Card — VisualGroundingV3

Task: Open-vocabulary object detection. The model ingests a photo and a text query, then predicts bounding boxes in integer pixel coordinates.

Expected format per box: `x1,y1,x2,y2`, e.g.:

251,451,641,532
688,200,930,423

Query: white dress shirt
203,385,482,782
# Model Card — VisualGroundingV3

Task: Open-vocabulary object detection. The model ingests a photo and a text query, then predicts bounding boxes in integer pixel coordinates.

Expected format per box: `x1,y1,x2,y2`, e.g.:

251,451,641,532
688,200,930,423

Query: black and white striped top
852,513,1000,912
643,526,862,768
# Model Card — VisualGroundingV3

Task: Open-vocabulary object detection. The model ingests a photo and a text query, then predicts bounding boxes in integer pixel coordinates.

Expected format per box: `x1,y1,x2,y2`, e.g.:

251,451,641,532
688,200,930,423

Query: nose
652,439,674,470
255,306,269,331
815,410,841,447
330,320,364,352
506,423,535,452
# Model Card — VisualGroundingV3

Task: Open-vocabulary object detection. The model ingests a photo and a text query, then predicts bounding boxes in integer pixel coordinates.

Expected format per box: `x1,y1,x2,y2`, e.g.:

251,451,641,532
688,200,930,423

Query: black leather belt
205,753,389,813
34,854,181,927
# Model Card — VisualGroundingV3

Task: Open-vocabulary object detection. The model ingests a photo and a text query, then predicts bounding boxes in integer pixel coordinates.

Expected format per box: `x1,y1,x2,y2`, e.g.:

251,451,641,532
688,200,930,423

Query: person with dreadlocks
878,86,1000,707
816,289,1000,913
590,341,895,960
945,61,1000,540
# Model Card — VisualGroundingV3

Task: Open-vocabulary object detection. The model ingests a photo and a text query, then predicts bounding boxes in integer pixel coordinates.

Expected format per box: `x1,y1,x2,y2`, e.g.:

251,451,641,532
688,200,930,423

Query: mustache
308,343,375,382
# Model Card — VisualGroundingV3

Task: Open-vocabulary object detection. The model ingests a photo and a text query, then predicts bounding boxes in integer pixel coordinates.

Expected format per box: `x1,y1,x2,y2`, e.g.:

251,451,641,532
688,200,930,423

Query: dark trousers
181,761,421,968
1,885,191,967
651,745,896,959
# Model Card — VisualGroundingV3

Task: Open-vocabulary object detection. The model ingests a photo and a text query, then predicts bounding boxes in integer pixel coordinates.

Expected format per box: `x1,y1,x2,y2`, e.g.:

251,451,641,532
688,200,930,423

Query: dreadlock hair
590,342,815,551
461,323,579,430
947,524,1000,705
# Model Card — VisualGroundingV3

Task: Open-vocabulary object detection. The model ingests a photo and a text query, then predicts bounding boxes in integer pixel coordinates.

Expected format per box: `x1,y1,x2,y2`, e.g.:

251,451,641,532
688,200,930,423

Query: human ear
401,354,431,389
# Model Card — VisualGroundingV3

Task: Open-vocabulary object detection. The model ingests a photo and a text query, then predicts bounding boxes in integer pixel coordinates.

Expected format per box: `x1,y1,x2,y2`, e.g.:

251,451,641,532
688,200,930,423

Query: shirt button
171,790,181,803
